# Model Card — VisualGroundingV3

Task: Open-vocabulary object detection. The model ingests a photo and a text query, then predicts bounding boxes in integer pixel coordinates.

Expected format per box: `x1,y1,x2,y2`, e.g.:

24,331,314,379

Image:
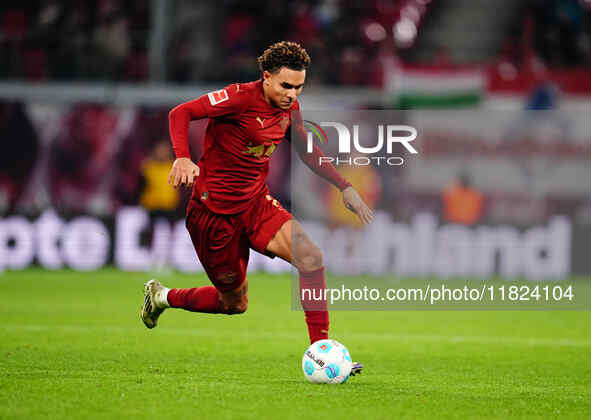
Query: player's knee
222,298,248,315
299,244,323,272
233,300,248,314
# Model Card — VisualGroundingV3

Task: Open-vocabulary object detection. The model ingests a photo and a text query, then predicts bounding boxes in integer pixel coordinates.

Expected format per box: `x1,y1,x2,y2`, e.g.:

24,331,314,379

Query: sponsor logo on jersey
242,142,277,158
208,89,229,105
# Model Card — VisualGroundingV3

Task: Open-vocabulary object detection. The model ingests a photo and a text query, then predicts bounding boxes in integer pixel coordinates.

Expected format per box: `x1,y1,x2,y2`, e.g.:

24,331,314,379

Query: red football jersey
169,80,350,214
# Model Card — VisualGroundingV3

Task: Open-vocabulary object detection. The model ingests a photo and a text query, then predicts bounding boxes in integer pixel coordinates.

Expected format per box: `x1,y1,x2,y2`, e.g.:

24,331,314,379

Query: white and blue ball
302,339,353,384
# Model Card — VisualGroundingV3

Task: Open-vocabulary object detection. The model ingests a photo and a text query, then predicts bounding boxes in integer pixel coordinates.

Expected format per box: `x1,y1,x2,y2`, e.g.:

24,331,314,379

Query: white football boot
141,279,170,329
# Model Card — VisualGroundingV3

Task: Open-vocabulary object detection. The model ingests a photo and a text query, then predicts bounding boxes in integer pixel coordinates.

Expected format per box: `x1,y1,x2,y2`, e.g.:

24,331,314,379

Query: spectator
139,140,180,216
48,104,120,213
0,101,40,213
112,107,170,208
442,172,484,225
93,12,130,79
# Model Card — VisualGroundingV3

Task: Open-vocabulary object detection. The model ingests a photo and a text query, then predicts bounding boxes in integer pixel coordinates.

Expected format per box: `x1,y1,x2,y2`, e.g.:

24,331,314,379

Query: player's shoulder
234,80,261,92
229,80,262,99
205,81,256,106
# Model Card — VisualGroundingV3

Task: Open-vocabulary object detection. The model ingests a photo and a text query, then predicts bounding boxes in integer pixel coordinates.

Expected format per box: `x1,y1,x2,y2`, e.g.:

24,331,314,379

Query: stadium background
1,1,591,419
3,0,591,277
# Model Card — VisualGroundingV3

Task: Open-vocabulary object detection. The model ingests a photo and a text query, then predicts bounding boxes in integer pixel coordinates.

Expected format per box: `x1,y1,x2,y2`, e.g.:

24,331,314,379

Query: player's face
263,67,306,110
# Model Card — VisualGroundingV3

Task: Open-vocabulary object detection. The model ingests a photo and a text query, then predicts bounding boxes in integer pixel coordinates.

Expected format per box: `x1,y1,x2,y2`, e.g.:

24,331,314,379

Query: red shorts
185,192,292,292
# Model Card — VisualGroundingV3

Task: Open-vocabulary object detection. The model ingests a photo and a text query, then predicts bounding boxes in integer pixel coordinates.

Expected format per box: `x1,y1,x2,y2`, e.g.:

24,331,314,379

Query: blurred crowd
0,0,150,81
0,0,424,85
500,0,591,71
1,0,590,84
528,0,591,67
0,100,290,217
2,0,591,226
0,101,170,215
3,96,591,229
196,0,429,86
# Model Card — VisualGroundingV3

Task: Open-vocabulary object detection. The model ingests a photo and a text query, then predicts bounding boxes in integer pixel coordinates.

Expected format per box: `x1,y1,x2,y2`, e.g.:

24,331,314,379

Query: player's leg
166,276,248,313
141,274,225,328
265,219,322,270
163,232,250,315
141,276,248,328
141,198,249,328
266,219,329,344
265,219,363,376
141,261,249,328
241,194,328,344
219,279,248,314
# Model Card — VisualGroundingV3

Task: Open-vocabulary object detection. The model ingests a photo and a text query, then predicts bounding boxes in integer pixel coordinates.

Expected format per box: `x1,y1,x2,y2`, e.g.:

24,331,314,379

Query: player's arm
287,108,374,224
168,85,245,188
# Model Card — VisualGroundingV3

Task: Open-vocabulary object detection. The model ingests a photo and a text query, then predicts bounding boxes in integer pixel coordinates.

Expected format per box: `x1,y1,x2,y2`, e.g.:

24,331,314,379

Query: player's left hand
342,186,374,224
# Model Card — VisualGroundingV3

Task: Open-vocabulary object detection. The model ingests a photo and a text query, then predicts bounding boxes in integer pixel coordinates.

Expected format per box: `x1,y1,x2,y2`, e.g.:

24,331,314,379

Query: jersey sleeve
287,101,352,191
168,84,247,159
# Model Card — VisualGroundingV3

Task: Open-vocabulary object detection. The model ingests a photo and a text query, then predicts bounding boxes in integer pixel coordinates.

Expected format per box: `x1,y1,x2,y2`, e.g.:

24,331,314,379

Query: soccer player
141,41,373,375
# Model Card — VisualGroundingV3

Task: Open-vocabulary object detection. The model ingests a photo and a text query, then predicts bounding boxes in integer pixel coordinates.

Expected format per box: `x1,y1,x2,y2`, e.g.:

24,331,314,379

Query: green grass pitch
1,268,590,419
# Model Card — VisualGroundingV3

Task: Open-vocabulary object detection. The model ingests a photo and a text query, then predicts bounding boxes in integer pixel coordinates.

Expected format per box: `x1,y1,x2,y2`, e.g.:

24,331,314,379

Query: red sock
300,267,330,344
167,286,222,313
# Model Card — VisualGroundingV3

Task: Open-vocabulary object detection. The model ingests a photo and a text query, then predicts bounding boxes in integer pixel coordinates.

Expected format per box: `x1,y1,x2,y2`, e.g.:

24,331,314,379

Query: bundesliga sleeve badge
208,89,229,105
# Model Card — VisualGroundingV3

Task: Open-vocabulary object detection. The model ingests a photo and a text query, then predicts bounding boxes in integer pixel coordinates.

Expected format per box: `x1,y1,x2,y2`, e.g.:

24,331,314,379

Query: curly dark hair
257,41,310,74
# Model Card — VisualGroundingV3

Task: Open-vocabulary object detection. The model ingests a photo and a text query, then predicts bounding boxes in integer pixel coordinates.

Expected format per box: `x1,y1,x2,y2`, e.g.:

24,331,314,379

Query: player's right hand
168,157,199,189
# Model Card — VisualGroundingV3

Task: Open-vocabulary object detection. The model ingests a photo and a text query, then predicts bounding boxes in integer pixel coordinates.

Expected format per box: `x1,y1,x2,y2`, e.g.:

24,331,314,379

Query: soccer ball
302,339,353,384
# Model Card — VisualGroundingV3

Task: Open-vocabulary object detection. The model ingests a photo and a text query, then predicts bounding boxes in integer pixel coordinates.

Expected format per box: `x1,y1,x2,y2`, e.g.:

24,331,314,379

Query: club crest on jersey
208,89,229,105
